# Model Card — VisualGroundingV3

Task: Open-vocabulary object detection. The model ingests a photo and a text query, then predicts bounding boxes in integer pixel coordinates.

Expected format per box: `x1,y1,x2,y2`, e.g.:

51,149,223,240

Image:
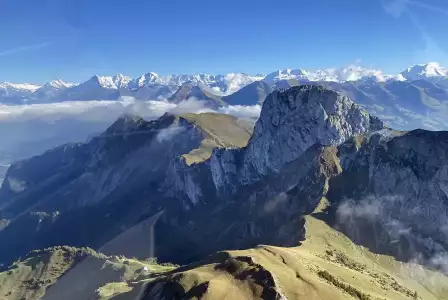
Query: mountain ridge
0,85,447,288
2,62,447,104
0,86,384,265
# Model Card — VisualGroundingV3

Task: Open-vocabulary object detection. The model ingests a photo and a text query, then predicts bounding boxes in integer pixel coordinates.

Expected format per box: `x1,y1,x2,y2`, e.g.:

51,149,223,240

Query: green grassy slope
180,113,253,165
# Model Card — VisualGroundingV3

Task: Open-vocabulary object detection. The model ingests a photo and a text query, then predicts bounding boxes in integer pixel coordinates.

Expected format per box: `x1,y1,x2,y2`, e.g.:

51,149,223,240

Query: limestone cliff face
209,85,384,195
328,129,448,264
245,86,376,174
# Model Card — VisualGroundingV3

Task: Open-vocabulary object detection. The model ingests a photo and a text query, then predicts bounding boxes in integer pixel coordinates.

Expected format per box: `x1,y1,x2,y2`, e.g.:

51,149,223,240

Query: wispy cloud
405,10,448,64
0,42,52,57
382,0,448,17
382,0,448,63
407,0,448,16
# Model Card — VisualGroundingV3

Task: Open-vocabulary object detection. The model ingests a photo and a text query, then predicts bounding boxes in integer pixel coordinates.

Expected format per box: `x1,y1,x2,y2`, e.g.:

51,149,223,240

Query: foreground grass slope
141,200,448,300
3,211,446,300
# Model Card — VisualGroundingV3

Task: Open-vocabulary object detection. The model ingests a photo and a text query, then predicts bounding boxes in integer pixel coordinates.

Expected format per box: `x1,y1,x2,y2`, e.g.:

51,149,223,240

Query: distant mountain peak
112,73,132,88
97,75,117,89
0,82,40,92
87,75,124,89
104,114,146,135
401,62,448,80
46,79,74,89
136,72,163,87
1,62,447,104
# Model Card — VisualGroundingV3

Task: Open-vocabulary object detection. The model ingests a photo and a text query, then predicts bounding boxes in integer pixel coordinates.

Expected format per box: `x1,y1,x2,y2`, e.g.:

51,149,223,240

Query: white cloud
0,98,262,123
324,63,386,81
156,124,185,143
0,99,175,123
0,98,262,161
167,98,214,115
218,104,261,119
382,0,448,65
383,0,448,17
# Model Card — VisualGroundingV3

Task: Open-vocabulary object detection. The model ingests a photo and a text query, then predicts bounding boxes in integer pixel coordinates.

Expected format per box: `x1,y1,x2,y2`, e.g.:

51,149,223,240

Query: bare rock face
210,85,384,193
329,129,448,267
243,85,383,176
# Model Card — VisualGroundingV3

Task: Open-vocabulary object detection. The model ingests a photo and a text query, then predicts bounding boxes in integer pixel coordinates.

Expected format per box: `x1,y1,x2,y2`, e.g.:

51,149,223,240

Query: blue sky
0,0,447,83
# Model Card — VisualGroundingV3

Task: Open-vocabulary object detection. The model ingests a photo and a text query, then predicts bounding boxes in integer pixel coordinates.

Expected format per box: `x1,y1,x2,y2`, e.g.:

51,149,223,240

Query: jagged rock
328,129,448,263
210,85,384,193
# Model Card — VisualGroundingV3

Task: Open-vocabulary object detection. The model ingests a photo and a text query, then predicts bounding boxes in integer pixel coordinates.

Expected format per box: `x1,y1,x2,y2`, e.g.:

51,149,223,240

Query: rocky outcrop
209,85,384,194
145,253,288,300
242,85,382,177
328,129,448,266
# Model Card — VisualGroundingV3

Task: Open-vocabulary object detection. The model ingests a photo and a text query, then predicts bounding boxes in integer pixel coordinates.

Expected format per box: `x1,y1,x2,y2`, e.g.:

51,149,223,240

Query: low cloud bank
0,98,261,123
0,98,261,162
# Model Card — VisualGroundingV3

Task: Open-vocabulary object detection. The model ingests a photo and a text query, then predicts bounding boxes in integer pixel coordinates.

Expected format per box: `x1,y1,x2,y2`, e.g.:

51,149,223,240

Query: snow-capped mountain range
401,62,448,80
0,62,447,104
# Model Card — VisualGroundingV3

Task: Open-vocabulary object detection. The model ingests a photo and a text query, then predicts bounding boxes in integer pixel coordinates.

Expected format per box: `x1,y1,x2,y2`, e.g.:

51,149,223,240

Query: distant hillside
222,80,273,105
0,245,176,300
168,83,226,107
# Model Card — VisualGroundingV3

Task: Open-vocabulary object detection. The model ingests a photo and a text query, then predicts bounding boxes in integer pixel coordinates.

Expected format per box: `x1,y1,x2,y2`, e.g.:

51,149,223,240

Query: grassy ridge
141,208,448,300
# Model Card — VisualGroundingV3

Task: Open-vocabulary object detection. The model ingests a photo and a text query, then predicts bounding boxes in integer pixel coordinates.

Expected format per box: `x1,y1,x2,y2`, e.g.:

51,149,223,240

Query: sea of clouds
0,98,261,163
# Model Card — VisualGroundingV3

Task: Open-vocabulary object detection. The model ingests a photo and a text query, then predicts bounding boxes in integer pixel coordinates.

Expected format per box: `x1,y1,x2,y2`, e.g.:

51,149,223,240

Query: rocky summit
210,85,384,192
0,85,448,299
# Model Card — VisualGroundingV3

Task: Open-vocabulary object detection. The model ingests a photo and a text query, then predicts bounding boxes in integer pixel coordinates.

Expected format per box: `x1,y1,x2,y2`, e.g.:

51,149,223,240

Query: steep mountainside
222,80,273,105
0,86,381,265
0,113,253,266
55,75,121,101
167,82,226,107
0,85,447,289
327,129,448,267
